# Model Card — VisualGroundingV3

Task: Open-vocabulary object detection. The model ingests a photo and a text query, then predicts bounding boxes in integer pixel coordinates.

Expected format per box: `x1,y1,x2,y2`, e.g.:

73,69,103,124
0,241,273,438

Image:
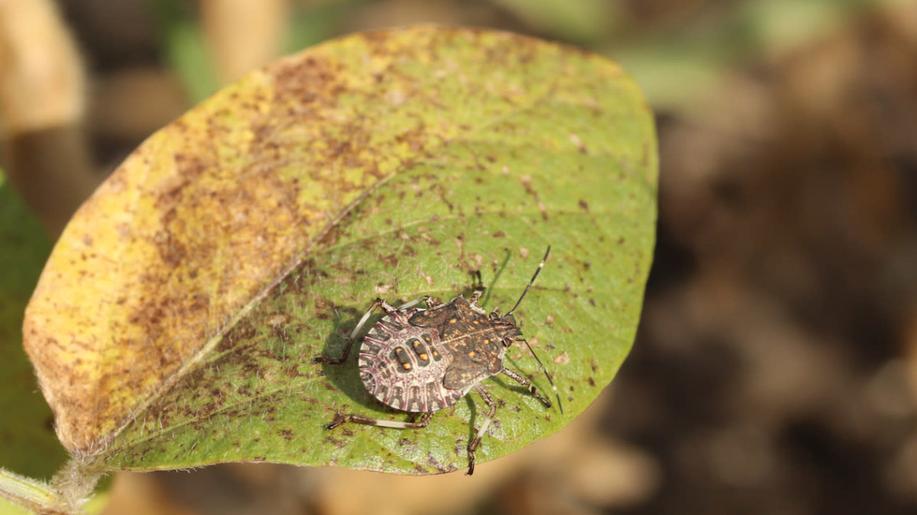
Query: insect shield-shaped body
315,247,559,475
358,295,514,412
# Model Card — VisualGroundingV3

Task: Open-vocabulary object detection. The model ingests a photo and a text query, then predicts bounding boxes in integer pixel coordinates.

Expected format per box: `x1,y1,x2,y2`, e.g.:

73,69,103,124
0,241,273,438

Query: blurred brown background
2,1,917,514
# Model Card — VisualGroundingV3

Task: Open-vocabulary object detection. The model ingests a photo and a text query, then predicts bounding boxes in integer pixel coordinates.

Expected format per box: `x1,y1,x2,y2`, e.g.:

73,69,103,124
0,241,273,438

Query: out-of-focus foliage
153,0,220,103
0,497,30,515
609,0,898,109
0,172,66,480
284,0,362,54
488,0,619,43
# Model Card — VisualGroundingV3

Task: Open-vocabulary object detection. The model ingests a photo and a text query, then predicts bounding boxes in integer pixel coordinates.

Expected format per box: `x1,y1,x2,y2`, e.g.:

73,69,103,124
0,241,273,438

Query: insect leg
469,270,486,306
501,368,552,408
377,299,399,315
326,411,433,430
423,295,445,309
466,384,497,476
396,298,424,310
314,298,391,365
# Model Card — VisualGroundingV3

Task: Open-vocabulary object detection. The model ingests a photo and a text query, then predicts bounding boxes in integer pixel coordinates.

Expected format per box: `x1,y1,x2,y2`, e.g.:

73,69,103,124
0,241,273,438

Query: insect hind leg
326,411,433,430
466,385,497,476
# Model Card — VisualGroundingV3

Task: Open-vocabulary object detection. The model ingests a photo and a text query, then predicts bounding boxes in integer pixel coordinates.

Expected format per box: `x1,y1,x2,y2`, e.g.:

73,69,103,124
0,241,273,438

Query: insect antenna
506,245,551,316
507,246,563,413
481,249,511,308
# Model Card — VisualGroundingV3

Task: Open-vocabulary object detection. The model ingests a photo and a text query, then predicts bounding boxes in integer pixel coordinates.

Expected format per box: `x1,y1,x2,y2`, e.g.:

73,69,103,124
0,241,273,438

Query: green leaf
153,0,221,103
490,0,619,43
0,173,67,480
25,26,656,475
606,0,889,110
284,0,359,54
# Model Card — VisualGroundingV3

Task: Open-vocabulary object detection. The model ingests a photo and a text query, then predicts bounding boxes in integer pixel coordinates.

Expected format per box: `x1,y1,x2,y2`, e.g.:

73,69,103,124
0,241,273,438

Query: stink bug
315,246,559,475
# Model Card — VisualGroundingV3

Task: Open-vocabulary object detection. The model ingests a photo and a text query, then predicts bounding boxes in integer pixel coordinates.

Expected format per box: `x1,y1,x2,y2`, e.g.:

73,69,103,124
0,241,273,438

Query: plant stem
0,467,66,514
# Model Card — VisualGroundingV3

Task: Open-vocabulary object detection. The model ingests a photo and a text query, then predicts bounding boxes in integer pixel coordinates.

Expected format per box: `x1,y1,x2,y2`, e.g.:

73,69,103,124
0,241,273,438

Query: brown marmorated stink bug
314,246,560,475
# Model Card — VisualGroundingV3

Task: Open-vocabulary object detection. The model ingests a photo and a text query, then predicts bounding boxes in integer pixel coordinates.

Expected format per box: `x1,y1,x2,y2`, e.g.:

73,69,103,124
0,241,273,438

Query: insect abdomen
358,311,461,412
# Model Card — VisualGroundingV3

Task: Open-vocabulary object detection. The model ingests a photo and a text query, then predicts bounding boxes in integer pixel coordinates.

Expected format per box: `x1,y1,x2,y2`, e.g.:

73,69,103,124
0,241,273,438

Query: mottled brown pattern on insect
358,308,462,412
431,297,518,391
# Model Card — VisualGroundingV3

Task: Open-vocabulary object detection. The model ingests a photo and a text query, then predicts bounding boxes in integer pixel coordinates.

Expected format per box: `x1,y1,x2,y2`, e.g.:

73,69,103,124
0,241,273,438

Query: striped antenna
507,245,551,315
509,246,563,413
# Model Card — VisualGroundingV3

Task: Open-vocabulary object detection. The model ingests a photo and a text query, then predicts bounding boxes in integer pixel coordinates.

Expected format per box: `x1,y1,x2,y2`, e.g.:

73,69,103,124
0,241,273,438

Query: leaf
606,0,879,110
284,0,355,54
489,0,619,43
153,0,221,103
24,26,657,474
0,173,67,479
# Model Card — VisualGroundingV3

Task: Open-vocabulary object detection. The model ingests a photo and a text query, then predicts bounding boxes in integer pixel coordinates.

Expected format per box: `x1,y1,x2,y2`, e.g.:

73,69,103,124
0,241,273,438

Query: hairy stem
0,467,66,514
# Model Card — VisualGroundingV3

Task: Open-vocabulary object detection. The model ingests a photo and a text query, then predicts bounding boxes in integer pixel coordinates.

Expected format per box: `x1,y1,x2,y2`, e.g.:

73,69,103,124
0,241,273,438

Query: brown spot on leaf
569,133,588,153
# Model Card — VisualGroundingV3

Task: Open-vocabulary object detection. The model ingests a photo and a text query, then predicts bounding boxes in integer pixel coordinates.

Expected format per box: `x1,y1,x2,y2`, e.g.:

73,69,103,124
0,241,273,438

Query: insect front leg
501,368,552,408
466,384,497,476
314,298,396,365
325,411,433,430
